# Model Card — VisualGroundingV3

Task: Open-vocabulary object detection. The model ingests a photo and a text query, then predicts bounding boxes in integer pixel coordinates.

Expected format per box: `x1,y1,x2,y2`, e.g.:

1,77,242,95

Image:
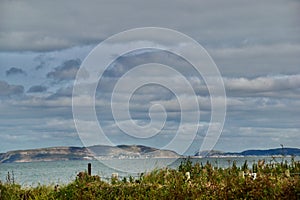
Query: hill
1,146,299,163
0,145,179,163
195,147,300,157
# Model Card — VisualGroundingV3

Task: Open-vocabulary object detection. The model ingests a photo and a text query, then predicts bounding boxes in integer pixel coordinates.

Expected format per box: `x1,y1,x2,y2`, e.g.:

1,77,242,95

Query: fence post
88,163,92,176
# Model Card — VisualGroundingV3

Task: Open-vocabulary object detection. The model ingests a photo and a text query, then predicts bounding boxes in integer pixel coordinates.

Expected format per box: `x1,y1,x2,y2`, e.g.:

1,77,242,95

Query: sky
0,0,299,154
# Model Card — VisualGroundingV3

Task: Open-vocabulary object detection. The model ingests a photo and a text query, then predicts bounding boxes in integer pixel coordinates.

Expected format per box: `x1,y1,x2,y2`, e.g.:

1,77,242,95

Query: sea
0,156,299,187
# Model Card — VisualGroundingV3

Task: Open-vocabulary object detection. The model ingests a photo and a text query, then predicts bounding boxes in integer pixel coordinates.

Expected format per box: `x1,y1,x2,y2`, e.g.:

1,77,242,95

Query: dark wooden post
88,163,91,176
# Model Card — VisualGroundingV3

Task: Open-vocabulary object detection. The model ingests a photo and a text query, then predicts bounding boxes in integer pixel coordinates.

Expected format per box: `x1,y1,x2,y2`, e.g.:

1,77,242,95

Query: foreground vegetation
0,159,300,199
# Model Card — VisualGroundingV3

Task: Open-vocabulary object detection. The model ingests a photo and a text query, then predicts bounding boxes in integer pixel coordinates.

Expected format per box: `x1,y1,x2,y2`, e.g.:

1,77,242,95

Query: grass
0,159,299,199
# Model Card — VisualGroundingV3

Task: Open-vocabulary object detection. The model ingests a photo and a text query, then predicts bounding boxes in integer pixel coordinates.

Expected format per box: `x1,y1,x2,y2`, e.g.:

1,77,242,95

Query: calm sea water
0,156,298,186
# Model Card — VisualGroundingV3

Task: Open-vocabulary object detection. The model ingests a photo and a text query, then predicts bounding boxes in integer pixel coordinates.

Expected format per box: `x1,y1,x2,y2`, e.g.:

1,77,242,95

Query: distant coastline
0,145,299,163
194,147,300,158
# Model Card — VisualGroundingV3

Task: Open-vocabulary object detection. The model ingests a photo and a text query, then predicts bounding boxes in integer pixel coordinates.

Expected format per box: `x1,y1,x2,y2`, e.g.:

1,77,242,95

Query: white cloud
224,74,300,98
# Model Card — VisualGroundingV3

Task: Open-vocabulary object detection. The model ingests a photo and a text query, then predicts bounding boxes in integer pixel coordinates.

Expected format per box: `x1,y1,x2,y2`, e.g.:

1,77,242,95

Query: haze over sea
1,157,299,186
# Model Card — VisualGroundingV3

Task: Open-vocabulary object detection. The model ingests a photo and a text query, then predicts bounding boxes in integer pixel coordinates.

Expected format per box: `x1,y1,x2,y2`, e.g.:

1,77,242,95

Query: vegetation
0,159,299,199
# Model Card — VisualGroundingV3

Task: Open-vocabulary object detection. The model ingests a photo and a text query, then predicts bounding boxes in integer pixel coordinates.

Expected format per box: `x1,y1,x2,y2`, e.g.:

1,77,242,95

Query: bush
0,160,299,199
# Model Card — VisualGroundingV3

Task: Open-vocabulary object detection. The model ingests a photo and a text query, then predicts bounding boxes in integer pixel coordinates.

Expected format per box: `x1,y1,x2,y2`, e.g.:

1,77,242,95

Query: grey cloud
104,49,195,78
0,114,80,152
6,67,27,76
27,85,48,93
35,60,46,70
47,59,81,81
34,54,55,70
0,80,24,97
3,98,73,119
211,44,300,77
47,86,73,100
0,0,299,51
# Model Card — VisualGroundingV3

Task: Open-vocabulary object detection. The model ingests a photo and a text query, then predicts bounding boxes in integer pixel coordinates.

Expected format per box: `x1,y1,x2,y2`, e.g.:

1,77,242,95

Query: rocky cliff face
0,145,179,163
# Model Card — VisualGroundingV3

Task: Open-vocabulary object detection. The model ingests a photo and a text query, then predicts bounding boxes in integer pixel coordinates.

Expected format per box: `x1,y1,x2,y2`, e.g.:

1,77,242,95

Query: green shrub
0,160,299,199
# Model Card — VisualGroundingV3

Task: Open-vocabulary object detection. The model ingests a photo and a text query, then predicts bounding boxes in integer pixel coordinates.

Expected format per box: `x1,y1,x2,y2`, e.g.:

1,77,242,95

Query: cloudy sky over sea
0,0,299,154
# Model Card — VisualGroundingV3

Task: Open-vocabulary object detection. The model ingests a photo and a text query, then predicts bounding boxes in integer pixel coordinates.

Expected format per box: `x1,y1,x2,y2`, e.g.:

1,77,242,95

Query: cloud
27,85,48,93
0,80,24,97
33,54,56,70
215,126,300,151
0,0,299,51
35,58,46,70
103,49,196,78
5,67,27,76
47,86,73,99
46,59,81,82
210,44,300,77
224,74,300,98
0,0,299,153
